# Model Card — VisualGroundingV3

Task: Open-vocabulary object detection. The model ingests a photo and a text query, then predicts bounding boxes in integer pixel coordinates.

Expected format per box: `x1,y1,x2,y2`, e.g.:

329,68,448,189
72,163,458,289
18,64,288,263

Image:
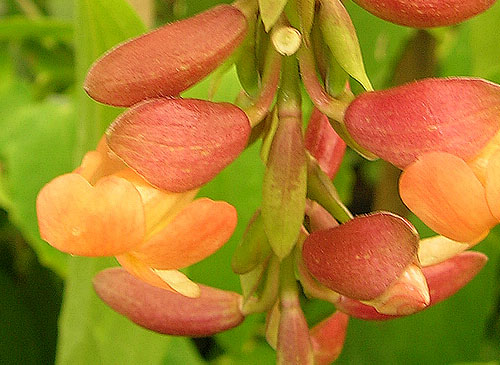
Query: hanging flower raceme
344,77,500,244
37,137,238,298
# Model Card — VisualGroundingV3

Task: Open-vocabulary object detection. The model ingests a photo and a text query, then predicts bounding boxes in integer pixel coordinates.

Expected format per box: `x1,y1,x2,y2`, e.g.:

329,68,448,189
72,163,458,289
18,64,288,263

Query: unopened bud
85,5,248,106
107,98,251,192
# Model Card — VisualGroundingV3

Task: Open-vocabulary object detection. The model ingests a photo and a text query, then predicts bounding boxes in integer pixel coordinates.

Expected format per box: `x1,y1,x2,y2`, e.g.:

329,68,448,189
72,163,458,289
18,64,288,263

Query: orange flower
36,138,237,297
400,147,500,244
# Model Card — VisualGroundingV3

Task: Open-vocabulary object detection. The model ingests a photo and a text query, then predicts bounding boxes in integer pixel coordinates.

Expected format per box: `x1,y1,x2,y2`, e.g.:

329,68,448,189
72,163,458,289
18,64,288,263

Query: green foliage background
0,0,499,364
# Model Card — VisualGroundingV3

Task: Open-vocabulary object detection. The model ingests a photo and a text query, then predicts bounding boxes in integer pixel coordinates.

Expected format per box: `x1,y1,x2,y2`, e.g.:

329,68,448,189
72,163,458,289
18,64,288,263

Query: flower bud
93,268,245,336
344,78,500,169
302,212,419,300
351,0,496,28
85,5,247,106
310,311,349,365
107,98,251,192
335,251,487,320
361,263,430,316
305,108,346,179
276,296,314,365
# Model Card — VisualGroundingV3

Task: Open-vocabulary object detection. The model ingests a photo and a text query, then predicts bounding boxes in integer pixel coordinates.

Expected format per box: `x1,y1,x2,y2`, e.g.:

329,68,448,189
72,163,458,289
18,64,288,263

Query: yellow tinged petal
418,235,471,267
37,173,145,256
134,198,237,269
116,255,201,297
152,269,201,298
485,149,500,220
400,152,496,243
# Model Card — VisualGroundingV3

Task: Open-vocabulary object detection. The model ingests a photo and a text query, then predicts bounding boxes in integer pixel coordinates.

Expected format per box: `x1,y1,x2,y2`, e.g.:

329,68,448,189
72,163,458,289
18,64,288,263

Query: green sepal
262,116,307,259
259,0,288,31
232,210,273,274
319,0,373,91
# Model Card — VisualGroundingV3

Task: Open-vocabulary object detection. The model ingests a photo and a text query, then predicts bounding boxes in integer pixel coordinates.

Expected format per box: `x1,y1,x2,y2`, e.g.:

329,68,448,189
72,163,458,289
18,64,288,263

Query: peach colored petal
37,173,145,256
113,169,198,235
400,152,496,242
468,129,500,185
133,198,237,269
76,137,128,184
116,254,200,297
485,149,500,221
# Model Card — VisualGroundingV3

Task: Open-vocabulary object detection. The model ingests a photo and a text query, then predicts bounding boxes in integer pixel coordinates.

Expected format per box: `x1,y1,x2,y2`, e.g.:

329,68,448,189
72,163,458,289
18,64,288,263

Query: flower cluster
37,0,499,363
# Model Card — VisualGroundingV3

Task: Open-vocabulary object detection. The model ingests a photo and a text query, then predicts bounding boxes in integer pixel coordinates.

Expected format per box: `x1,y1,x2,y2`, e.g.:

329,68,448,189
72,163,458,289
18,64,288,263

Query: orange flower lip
36,138,238,297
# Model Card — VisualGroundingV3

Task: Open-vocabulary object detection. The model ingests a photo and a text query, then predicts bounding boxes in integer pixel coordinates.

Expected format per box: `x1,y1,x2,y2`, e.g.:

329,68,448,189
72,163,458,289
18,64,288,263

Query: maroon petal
107,98,251,192
302,212,419,300
305,108,346,179
352,0,496,28
85,5,247,106
344,78,500,169
93,268,245,336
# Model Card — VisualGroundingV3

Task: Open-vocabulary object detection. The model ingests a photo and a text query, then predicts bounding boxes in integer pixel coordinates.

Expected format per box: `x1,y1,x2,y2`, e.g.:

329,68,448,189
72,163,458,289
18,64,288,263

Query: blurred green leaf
345,2,412,90
73,0,146,157
0,16,73,42
162,337,206,365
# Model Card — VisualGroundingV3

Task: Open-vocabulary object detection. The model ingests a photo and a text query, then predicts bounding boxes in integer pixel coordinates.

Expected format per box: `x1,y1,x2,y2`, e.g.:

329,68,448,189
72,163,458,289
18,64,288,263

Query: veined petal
133,198,237,269
400,152,496,242
37,174,145,256
485,149,500,221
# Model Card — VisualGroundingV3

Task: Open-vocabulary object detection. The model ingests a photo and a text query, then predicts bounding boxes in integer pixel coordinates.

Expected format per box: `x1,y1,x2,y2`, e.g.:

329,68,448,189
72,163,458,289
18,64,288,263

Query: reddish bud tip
276,297,314,365
345,78,500,169
305,108,346,179
310,311,349,365
335,251,488,320
302,212,419,300
352,0,496,28
84,5,247,106
93,268,244,336
107,98,251,192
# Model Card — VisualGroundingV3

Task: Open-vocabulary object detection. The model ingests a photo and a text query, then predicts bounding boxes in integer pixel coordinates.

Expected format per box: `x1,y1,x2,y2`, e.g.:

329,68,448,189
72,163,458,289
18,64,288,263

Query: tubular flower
37,138,237,297
344,77,500,244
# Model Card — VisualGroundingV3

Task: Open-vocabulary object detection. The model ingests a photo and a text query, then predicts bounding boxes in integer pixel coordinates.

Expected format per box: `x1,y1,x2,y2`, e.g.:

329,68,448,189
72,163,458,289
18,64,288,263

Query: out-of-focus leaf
74,0,146,157
0,16,73,42
0,270,40,364
162,337,206,365
0,98,76,275
469,1,500,82
344,2,412,90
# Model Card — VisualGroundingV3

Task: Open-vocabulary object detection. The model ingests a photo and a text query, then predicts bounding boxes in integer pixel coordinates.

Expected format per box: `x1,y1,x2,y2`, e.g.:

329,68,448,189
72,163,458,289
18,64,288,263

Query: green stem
279,252,299,303
278,54,301,119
